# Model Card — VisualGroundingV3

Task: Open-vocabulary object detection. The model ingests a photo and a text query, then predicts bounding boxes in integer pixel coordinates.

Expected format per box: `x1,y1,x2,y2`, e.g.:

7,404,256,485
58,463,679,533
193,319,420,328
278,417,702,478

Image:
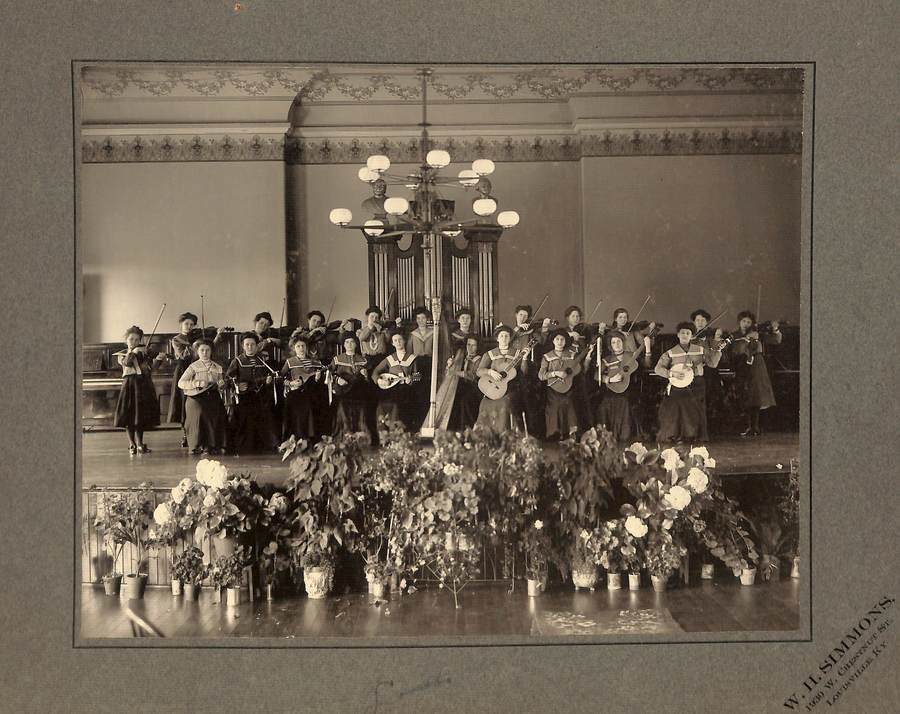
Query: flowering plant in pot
171,546,209,600
283,435,364,599
550,427,620,582
644,530,687,592
93,485,154,598
779,460,801,578
193,460,267,560
210,547,251,606
521,520,551,596
257,490,294,599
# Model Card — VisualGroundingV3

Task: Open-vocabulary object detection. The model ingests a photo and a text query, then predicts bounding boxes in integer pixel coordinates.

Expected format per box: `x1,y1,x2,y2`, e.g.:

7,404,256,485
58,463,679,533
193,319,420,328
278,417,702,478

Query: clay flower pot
171,579,183,596
573,567,598,591
226,586,242,607
628,572,641,590
650,574,667,592
183,583,201,601
123,573,148,600
527,578,543,597
607,572,623,590
102,574,122,596
739,568,757,586
700,563,715,580
304,566,333,599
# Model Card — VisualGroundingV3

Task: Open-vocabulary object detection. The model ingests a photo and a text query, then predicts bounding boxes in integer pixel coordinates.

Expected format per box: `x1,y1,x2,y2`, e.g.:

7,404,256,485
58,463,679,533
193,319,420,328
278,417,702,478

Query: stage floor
80,577,801,640
80,428,800,488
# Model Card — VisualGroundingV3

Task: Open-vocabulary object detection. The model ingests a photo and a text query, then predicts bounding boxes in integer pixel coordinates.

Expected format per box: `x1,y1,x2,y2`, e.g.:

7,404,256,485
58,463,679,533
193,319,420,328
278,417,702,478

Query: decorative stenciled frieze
81,127,802,164
81,65,805,101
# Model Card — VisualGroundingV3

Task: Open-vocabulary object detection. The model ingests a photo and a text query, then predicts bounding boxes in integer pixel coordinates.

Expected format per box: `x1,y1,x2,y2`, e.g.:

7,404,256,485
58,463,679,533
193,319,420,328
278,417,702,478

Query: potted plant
171,546,208,601
257,490,293,600
780,460,801,579
522,520,550,596
211,547,250,607
93,486,154,599
283,436,364,599
571,531,599,591
645,530,687,592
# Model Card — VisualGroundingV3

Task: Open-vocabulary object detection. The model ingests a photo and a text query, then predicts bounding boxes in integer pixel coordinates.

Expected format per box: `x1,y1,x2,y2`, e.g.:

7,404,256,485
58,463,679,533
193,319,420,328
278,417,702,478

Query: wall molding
81,65,804,102
82,126,802,164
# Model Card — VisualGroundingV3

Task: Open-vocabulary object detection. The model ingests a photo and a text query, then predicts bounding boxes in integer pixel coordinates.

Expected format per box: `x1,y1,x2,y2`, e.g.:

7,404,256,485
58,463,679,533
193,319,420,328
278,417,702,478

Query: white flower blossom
179,477,193,490
400,579,407,589
196,460,229,490
688,446,710,462
153,503,172,526
580,529,591,541
705,457,716,469
626,442,649,463
665,485,692,511
170,485,186,504
624,516,648,538
686,467,709,494
203,494,217,508
660,448,684,472
534,520,544,530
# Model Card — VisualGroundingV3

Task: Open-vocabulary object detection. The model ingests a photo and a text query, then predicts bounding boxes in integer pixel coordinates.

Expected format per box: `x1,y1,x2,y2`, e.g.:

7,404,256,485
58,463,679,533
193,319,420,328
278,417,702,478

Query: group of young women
113,303,782,455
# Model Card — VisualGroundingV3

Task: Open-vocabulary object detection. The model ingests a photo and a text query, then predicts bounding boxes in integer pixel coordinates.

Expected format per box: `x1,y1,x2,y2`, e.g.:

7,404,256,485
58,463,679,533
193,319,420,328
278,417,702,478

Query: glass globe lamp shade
383,197,410,216
358,166,379,183
497,210,520,228
426,149,451,168
472,159,495,176
472,197,498,217
457,169,479,187
329,208,353,226
366,154,391,173
363,219,385,237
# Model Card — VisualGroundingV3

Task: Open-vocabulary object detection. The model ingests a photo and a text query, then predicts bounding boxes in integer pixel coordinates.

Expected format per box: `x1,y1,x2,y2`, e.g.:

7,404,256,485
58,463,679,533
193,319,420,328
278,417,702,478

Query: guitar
181,379,223,398
546,343,592,394
477,337,538,400
604,322,658,394
377,372,421,390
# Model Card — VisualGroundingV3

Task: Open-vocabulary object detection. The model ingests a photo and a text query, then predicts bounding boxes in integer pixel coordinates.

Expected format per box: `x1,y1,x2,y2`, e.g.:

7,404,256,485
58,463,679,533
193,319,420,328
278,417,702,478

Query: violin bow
585,299,603,324
145,303,167,350
201,295,206,331
625,294,652,334
755,284,762,324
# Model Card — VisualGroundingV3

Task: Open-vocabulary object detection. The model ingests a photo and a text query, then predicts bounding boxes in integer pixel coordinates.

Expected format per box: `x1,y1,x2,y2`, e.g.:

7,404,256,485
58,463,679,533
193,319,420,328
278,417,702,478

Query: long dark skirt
412,354,432,425
233,391,276,453
545,389,578,439
476,392,516,432
735,357,777,409
333,385,368,439
571,373,593,433
595,389,639,443
377,384,418,431
114,374,160,429
693,376,709,441
184,389,225,450
166,356,192,425
703,367,724,434
656,384,702,442
448,380,481,431
283,388,316,440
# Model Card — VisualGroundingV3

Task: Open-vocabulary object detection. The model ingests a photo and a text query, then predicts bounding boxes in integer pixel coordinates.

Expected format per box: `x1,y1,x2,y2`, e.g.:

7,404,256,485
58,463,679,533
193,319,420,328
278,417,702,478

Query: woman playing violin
252,311,282,367
691,308,725,440
114,325,163,455
511,305,551,439
730,310,781,437
177,338,226,455
225,332,277,454
563,305,596,432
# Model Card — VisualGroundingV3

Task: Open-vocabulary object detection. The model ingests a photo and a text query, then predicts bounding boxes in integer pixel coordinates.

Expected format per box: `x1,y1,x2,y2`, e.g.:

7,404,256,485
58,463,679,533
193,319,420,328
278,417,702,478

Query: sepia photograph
76,61,806,642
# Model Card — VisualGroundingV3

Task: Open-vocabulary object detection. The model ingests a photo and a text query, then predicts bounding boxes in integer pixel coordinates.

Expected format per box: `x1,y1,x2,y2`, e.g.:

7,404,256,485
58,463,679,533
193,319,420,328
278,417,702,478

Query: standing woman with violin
372,331,420,432
225,332,277,454
538,328,582,441
165,312,199,447
280,335,325,442
330,333,371,441
177,338,226,455
252,311,282,368
563,305,596,432
690,308,725,440
511,304,552,438
593,330,640,443
114,325,163,455
730,311,781,437
653,322,722,444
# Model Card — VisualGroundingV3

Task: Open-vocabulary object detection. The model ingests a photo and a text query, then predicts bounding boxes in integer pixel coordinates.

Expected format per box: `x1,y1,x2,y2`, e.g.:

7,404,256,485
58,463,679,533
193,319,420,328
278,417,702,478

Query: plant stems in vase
628,572,641,590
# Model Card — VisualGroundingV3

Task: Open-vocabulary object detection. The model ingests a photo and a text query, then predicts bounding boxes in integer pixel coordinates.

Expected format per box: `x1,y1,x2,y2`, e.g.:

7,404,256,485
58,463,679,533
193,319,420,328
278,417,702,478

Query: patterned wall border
82,127,802,164
81,66,804,101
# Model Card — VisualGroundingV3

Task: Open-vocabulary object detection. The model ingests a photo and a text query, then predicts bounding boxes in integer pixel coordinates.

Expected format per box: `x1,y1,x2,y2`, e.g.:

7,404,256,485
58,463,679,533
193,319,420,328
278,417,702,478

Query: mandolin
478,337,538,400
377,372,421,390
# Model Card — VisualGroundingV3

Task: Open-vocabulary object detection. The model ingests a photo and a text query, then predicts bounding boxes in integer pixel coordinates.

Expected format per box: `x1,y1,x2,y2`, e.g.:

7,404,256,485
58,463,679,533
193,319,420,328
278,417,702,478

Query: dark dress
166,333,194,425
731,330,781,409
114,349,160,429
330,353,370,438
280,356,325,440
177,359,226,450
447,352,483,431
372,352,420,431
475,348,522,432
594,354,640,443
539,349,581,439
654,343,720,442
225,354,277,453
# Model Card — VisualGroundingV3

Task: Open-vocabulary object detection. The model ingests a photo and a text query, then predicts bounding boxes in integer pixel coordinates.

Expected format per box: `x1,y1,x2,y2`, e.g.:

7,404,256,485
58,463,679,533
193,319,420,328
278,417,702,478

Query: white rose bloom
203,494,217,508
688,446,710,462
705,457,716,469
624,516,648,538
686,468,709,494
626,442,649,463
195,459,213,485
170,486,185,504
660,448,684,472
205,461,229,491
179,477,193,490
666,485,692,510
153,503,171,526
534,520,544,530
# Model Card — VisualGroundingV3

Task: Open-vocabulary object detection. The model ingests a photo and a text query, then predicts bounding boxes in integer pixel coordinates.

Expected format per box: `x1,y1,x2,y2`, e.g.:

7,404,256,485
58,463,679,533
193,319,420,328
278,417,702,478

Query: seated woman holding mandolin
372,331,421,432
